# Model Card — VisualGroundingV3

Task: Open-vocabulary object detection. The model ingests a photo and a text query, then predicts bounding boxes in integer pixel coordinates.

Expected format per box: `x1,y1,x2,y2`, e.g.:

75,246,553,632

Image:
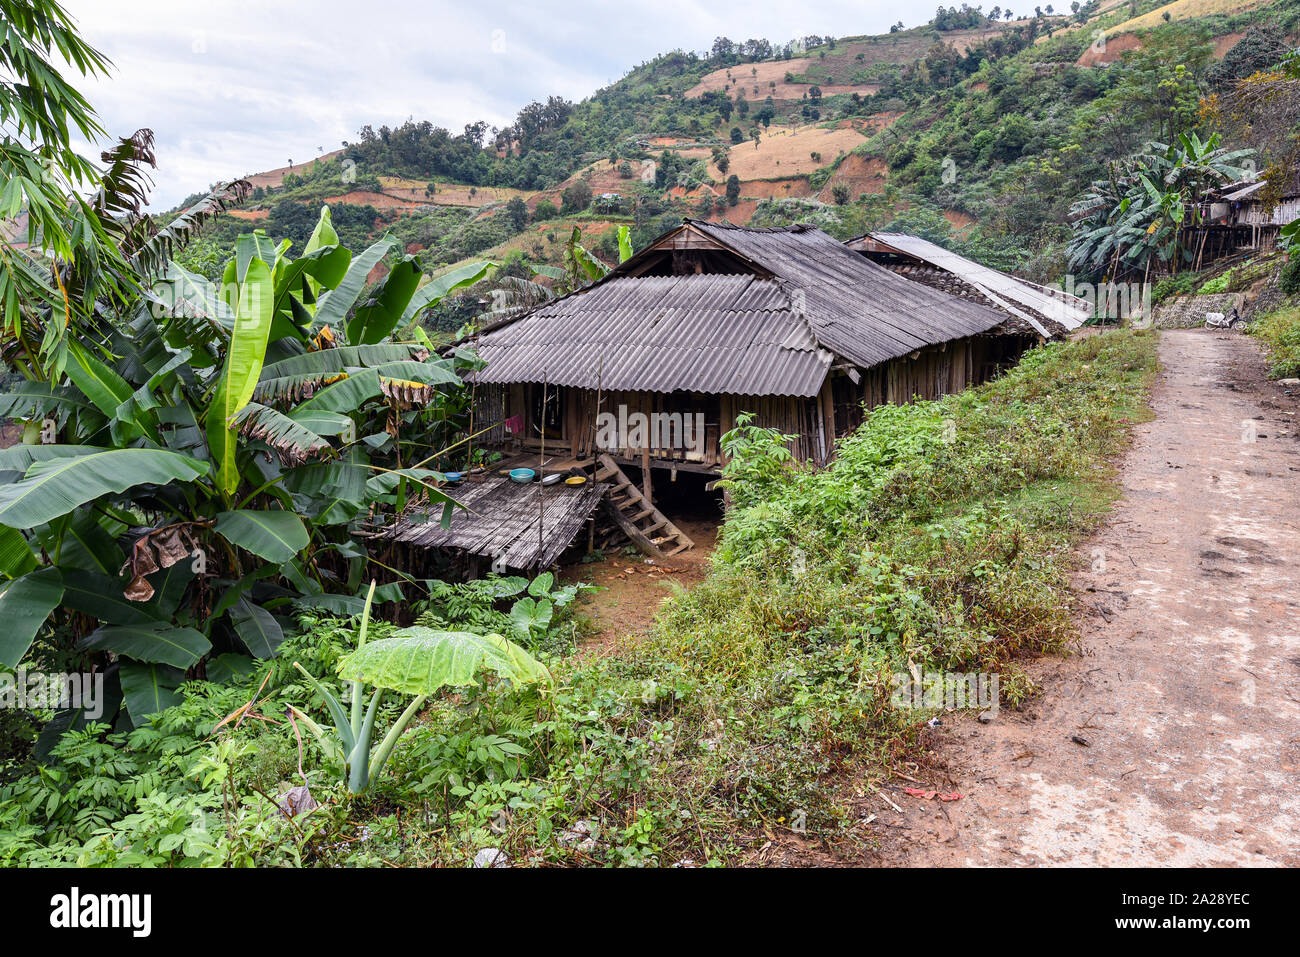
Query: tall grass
1250,304,1300,378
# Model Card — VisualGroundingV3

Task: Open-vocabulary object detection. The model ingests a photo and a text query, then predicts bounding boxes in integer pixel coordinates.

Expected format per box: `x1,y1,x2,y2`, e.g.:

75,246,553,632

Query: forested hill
174,0,1300,295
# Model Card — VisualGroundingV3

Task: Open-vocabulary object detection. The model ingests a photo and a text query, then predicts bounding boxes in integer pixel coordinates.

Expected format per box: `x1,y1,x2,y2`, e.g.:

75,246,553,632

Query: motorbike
1205,307,1244,330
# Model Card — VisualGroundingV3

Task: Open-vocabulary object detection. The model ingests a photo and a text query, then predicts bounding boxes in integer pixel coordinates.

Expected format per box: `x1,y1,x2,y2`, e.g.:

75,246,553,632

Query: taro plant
288,583,551,793
411,571,591,654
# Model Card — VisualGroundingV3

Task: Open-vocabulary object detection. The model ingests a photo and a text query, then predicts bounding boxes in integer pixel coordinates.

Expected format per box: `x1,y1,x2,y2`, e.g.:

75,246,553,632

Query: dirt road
873,329,1300,867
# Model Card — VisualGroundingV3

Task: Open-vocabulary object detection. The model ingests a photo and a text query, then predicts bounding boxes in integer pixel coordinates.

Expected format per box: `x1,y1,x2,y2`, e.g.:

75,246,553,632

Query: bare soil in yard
561,518,718,657
857,329,1300,866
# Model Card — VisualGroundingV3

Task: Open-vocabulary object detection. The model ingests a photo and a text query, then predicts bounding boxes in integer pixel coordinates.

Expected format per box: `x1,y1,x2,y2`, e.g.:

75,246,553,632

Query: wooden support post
641,445,652,503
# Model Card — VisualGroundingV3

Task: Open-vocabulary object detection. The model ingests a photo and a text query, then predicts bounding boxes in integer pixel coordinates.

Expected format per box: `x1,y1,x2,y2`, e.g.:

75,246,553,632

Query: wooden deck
386,472,606,571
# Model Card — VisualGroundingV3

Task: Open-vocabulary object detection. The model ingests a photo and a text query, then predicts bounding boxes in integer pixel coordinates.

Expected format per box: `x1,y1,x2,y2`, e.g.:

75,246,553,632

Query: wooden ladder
594,453,695,559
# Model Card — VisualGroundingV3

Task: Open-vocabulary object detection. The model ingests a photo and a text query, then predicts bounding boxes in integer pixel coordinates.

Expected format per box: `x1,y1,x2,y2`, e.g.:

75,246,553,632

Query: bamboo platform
386,473,606,571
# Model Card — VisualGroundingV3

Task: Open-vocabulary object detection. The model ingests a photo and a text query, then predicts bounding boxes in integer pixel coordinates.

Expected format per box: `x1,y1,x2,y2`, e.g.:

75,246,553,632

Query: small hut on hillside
1195,173,1300,256
844,232,1091,337
462,220,1040,475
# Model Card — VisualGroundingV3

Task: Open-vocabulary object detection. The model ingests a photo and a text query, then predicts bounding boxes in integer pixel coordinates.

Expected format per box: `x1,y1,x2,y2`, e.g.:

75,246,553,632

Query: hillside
171,0,1300,303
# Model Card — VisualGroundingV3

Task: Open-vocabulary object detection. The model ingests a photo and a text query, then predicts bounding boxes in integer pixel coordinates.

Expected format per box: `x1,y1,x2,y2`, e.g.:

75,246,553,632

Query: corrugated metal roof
1221,180,1265,202
690,222,1010,368
470,221,1014,397
472,273,834,397
850,232,1091,335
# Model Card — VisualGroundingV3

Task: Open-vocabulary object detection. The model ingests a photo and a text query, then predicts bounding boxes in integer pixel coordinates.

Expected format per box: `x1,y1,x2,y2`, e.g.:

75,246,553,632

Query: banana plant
1069,133,1256,278
0,203,496,736
288,583,551,793
559,224,632,293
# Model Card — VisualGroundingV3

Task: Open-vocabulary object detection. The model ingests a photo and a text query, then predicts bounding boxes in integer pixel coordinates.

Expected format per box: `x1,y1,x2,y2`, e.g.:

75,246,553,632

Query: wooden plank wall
482,333,1033,472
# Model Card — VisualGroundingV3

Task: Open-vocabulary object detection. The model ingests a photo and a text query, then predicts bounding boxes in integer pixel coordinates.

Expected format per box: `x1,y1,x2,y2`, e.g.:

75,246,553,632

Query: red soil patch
943,208,977,233
1213,32,1246,57
561,519,718,655
1077,27,1246,68
227,208,268,221
817,153,888,202
707,199,759,224
864,111,902,132
1076,31,1141,67
739,178,814,200
529,163,634,211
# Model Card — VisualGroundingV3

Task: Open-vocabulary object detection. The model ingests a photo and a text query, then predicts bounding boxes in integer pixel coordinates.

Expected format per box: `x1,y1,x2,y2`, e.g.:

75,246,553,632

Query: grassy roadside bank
0,330,1159,867
1249,304,1300,379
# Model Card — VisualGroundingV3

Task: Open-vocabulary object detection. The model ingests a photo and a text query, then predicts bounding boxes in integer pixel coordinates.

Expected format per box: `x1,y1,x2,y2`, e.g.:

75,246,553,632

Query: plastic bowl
443,471,463,483
508,468,536,484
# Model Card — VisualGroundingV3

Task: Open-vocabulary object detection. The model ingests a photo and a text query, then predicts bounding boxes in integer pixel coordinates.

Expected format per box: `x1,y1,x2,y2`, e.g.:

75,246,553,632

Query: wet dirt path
872,329,1300,867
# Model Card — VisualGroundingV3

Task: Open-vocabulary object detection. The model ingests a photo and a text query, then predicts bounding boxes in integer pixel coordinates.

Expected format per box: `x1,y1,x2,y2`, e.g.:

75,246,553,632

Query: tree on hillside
561,179,593,215
506,196,530,230
1207,24,1292,90
726,174,741,206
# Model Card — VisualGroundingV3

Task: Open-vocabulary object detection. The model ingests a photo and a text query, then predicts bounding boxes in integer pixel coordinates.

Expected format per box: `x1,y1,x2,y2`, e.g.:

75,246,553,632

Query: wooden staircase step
594,453,695,559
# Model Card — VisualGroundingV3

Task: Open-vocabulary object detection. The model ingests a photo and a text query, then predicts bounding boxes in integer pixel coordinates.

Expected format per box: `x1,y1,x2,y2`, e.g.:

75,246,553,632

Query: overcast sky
61,1,957,210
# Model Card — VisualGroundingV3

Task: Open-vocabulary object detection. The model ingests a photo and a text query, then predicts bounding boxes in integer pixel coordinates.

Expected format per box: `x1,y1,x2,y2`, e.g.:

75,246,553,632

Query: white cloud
61,0,910,208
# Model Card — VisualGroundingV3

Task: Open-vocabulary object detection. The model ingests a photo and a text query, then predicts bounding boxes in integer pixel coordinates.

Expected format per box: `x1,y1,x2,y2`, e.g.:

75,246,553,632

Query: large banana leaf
399,260,496,324
229,402,334,465
290,368,384,415
270,244,352,342
119,659,185,722
230,596,285,658
0,444,101,472
253,344,420,404
0,382,98,420
0,566,64,668
303,205,340,256
284,448,368,525
235,231,279,283
60,569,168,626
215,509,309,563
64,340,135,421
347,256,423,345
260,344,418,381
314,238,396,331
0,448,209,529
370,358,460,386
79,622,211,669
35,509,124,575
0,525,37,577
337,626,551,696
205,256,275,495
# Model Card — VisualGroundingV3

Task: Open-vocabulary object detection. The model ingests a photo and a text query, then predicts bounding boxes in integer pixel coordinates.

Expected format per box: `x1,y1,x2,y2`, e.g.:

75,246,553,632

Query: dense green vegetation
0,195,497,740
1250,303,1300,375
1,330,1158,865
